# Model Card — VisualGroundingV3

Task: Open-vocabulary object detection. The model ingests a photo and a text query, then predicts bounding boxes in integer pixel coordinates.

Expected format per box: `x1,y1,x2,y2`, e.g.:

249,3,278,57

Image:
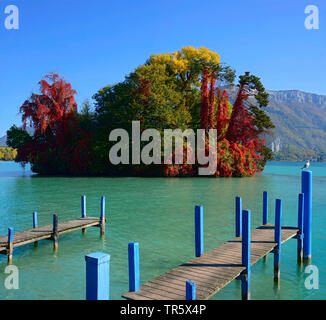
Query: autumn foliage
15,73,93,174
162,48,269,177
10,47,273,177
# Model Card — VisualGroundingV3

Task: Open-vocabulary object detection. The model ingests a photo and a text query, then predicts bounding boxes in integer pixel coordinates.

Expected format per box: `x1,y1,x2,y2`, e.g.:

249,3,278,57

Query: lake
0,161,325,300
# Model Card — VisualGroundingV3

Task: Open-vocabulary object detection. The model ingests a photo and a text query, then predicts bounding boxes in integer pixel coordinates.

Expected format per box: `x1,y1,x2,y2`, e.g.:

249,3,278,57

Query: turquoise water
0,161,325,300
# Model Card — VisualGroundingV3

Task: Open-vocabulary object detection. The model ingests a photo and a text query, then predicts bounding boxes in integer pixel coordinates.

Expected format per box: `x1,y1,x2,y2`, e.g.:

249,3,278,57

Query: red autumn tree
17,73,94,174
208,72,216,129
226,86,255,145
215,89,230,140
20,73,77,138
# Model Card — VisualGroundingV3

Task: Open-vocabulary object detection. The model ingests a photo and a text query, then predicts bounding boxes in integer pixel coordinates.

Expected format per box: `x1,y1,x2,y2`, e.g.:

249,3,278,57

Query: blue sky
0,0,325,136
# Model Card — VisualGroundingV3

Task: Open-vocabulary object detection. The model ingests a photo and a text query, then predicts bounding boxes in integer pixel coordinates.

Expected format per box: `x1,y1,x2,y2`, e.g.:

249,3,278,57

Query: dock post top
186,279,196,300
8,227,14,242
263,191,268,225
101,196,105,216
128,241,140,292
53,214,58,224
301,169,312,262
235,197,242,237
33,212,38,228
85,252,111,265
85,251,110,300
81,195,87,217
195,205,204,257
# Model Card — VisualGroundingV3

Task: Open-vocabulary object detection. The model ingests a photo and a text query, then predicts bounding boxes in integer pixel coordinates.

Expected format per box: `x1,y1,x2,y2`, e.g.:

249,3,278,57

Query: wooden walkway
0,217,101,254
122,225,298,300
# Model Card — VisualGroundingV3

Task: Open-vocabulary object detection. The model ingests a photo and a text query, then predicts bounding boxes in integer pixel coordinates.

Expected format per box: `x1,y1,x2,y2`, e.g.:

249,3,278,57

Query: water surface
0,161,324,300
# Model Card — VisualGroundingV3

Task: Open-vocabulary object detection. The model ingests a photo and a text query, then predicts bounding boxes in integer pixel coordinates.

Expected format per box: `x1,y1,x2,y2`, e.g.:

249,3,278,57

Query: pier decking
122,224,298,300
0,217,101,253
0,195,106,263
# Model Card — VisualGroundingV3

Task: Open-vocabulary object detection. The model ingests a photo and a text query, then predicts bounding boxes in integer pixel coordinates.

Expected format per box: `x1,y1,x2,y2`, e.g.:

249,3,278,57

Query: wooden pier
117,170,312,301
0,195,106,263
122,224,298,300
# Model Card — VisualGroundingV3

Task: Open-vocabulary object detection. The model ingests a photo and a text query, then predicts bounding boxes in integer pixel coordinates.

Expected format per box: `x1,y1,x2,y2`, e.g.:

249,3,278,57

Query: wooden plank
122,224,298,300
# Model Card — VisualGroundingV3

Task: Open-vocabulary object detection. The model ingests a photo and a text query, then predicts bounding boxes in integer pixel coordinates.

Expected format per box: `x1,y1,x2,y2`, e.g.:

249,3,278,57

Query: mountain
225,88,326,161
265,90,326,160
0,135,7,147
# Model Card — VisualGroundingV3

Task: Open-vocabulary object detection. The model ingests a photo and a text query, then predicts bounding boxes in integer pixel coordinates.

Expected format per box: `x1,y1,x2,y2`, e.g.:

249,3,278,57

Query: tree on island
8,73,94,174
8,47,274,177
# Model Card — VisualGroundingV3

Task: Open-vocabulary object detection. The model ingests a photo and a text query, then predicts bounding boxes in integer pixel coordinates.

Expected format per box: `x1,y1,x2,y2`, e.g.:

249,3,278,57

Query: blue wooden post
100,196,106,236
81,195,86,233
263,191,268,225
81,195,87,217
241,209,251,300
235,197,242,237
7,227,14,264
186,279,196,300
33,212,38,228
195,205,204,257
274,199,282,282
53,214,59,250
301,170,312,262
85,252,110,300
33,212,38,246
128,242,140,292
297,193,304,263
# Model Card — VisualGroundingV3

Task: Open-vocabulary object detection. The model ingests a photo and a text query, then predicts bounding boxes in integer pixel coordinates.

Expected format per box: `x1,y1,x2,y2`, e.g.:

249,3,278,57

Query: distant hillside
0,135,7,147
0,126,34,148
266,90,326,160
225,87,326,161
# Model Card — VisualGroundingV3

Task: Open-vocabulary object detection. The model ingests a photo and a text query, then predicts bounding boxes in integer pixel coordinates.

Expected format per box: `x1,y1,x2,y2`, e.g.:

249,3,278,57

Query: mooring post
241,210,251,300
52,214,59,250
195,205,204,257
263,191,268,225
235,197,242,237
297,193,304,263
100,196,105,236
81,195,87,217
301,170,312,262
33,212,38,246
262,192,269,263
33,212,38,228
81,195,87,234
7,227,14,264
85,252,110,300
274,199,282,282
186,279,196,300
128,242,140,292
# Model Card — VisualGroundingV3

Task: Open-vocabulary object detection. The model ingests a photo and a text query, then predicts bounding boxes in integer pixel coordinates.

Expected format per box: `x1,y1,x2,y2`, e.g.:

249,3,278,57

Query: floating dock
0,195,106,263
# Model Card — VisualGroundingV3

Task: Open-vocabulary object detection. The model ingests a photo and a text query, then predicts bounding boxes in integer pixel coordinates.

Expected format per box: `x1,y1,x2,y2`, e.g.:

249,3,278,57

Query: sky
0,0,325,137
